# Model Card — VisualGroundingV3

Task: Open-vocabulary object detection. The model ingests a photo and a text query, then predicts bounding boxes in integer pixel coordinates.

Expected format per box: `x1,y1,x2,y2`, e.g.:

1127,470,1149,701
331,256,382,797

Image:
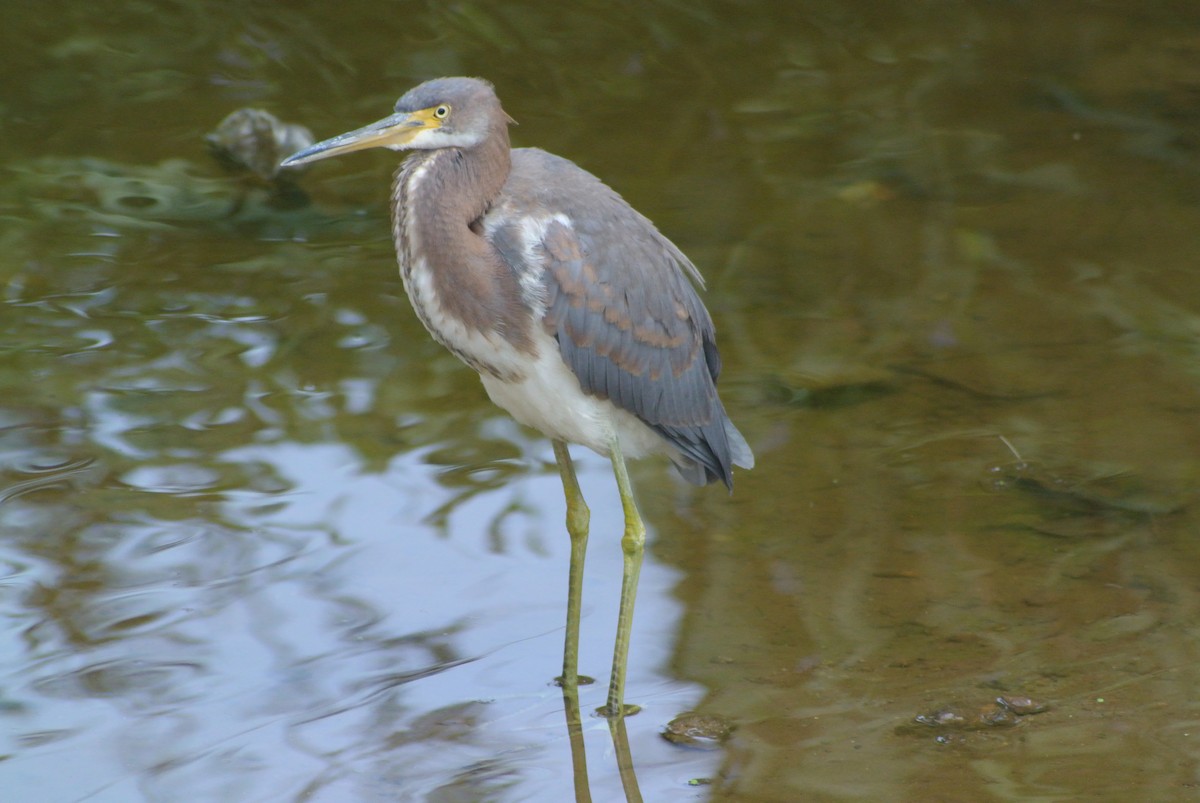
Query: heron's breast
394,157,535,381
401,253,538,380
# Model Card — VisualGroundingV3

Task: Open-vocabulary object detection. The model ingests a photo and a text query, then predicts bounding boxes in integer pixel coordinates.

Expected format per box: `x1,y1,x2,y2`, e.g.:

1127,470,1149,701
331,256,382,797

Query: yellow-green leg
553,440,591,687
603,436,646,718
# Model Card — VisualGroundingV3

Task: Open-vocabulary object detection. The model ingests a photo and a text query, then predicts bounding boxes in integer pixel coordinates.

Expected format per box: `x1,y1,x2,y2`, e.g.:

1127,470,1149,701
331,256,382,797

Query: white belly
478,327,669,461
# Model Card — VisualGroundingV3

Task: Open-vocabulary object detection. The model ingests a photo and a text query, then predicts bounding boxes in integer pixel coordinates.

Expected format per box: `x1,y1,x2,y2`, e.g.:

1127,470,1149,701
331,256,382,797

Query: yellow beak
280,107,441,168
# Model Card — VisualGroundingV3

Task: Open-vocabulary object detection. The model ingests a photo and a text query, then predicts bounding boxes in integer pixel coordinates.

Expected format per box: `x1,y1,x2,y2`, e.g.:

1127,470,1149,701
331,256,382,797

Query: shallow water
3,2,1200,801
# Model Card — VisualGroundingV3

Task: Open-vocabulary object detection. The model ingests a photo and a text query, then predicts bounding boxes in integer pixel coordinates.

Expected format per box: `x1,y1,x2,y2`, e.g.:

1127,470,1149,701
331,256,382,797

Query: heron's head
280,77,511,168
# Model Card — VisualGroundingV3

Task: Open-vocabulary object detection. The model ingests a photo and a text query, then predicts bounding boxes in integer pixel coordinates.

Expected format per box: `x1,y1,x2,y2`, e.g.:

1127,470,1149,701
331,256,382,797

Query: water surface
2,2,1199,800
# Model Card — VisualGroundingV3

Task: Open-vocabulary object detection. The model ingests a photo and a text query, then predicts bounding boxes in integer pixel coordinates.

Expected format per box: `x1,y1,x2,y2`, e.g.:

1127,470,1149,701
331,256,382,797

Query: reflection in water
609,715,646,803
560,682,594,803
2,0,1200,800
558,675,649,803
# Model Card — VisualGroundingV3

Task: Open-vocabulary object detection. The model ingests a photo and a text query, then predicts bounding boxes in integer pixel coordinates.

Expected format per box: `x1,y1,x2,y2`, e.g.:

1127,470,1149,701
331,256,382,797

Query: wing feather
488,148,753,486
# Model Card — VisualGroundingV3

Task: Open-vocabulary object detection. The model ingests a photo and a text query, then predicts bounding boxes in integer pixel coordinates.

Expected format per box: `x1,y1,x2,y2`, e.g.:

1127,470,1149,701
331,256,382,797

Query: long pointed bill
279,108,440,168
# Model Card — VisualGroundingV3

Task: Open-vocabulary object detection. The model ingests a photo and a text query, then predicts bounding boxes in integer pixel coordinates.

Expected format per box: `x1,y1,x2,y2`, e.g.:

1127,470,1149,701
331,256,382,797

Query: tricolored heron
281,77,753,717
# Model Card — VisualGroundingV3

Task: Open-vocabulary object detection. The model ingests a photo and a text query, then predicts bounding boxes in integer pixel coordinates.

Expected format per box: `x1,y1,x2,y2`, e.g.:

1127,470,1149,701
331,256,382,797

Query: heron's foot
595,702,642,719
553,673,596,688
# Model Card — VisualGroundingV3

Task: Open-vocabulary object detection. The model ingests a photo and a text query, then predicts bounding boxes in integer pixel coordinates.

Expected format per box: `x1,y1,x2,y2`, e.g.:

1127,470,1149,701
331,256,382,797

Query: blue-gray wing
490,149,752,487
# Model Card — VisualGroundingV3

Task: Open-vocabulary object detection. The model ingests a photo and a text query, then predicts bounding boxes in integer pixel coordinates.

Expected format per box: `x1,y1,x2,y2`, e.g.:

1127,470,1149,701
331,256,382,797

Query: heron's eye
434,105,450,119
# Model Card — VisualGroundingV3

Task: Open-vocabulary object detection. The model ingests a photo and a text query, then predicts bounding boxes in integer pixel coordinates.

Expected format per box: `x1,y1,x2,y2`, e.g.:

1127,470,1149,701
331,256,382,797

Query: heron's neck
392,126,534,371
414,127,511,224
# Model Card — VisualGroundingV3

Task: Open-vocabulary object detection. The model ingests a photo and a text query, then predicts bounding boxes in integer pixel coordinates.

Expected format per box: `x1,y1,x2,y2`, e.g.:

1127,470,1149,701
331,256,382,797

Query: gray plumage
489,148,751,487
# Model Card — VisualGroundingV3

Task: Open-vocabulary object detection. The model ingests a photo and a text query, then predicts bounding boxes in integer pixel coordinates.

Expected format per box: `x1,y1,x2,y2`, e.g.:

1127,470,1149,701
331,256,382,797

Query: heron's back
482,148,753,487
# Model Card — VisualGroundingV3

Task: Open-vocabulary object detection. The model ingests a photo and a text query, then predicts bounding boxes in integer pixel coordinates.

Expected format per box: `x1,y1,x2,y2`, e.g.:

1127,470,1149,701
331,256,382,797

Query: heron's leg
604,436,646,718
553,440,590,686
